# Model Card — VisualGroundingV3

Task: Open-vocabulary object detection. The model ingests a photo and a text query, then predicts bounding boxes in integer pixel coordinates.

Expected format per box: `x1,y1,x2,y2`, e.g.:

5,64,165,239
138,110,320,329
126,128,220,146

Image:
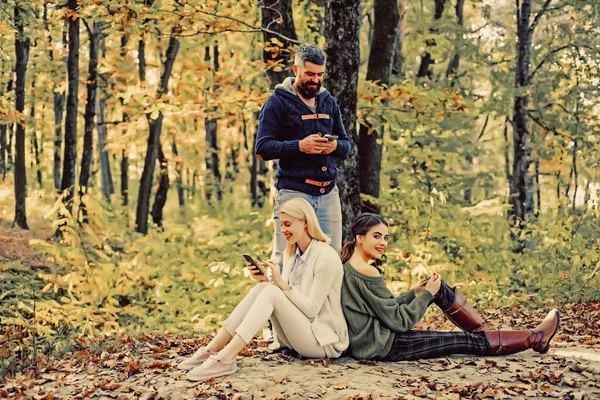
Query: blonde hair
279,198,330,256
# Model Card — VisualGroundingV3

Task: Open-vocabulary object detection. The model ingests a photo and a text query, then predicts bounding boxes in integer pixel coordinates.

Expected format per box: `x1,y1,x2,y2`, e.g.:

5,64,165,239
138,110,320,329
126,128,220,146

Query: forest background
0,0,599,379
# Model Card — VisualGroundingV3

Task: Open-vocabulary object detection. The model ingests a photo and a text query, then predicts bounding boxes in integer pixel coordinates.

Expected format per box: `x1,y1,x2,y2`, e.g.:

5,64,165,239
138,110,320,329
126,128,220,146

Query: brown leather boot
443,288,490,333
485,309,561,355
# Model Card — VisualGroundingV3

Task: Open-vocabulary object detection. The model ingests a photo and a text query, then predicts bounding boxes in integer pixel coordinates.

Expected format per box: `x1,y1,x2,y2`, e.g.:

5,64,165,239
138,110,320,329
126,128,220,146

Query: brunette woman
340,213,560,361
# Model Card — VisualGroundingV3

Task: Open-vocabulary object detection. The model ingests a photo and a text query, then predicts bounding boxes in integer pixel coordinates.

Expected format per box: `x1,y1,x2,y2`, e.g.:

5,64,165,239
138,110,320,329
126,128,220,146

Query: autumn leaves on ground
1,224,599,400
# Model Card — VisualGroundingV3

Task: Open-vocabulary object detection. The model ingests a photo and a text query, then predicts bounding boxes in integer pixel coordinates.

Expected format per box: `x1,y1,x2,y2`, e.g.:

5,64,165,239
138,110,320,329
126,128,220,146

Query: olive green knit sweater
341,262,434,359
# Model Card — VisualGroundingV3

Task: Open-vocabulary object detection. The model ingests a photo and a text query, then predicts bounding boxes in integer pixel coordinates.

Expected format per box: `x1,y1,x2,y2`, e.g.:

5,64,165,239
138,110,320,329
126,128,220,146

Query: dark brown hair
340,213,388,263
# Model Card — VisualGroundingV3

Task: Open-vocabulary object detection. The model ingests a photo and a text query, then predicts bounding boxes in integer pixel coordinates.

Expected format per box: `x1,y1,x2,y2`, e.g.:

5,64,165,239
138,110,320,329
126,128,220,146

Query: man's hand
321,139,338,154
299,134,329,154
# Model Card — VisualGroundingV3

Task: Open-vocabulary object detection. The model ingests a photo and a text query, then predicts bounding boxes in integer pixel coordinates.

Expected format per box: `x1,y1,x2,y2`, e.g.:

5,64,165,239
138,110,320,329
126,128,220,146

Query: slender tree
45,6,67,190
172,141,185,207
58,0,80,227
96,88,113,201
120,35,130,206
417,0,447,78
446,0,465,77
325,0,361,241
509,0,554,230
79,21,102,222
135,29,180,234
358,0,400,201
257,0,298,207
391,3,406,79
151,146,169,226
6,78,14,171
30,77,42,188
13,0,30,230
204,45,222,201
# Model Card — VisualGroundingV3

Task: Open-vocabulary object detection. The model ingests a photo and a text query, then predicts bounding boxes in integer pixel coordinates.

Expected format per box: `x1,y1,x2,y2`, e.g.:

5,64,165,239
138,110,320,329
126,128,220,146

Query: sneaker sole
536,309,561,354
187,364,238,381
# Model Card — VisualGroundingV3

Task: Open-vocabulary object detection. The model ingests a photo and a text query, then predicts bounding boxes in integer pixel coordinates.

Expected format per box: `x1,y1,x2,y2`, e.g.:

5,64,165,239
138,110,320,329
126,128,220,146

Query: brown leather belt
305,179,332,187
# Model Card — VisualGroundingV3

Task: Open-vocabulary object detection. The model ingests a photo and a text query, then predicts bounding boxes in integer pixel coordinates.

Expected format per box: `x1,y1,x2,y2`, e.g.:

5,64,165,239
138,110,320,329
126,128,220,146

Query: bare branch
529,113,572,140
149,2,302,45
529,0,554,33
528,44,572,81
478,114,490,140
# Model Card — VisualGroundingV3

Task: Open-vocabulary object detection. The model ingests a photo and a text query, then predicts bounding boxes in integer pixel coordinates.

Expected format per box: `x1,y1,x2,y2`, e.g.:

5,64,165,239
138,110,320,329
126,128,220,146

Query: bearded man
256,44,350,264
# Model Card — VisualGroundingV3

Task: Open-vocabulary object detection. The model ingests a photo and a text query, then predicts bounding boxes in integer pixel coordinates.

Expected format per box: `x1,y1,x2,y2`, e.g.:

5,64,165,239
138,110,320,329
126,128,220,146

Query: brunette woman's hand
424,272,441,296
414,280,428,296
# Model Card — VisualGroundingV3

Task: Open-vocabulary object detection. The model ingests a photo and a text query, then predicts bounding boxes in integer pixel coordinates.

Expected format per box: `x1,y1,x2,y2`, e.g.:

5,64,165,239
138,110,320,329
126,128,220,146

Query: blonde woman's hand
264,260,291,291
247,263,267,282
424,272,441,296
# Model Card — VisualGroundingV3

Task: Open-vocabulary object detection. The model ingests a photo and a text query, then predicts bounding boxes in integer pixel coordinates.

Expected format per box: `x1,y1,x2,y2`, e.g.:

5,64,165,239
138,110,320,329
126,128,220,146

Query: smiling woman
340,213,560,362
178,198,348,381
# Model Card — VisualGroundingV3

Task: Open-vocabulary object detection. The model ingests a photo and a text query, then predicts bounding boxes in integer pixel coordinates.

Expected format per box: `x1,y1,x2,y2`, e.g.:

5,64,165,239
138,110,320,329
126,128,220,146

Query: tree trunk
0,122,6,180
58,0,80,227
78,21,101,222
358,0,399,200
135,31,179,234
46,8,68,190
172,141,185,206
260,0,298,89
30,77,43,188
13,2,30,230
446,0,465,78
150,146,169,227
417,0,447,78
391,3,406,79
509,0,536,225
325,0,361,242
6,79,14,171
250,112,266,208
205,45,222,201
258,0,297,207
120,35,129,206
96,88,113,201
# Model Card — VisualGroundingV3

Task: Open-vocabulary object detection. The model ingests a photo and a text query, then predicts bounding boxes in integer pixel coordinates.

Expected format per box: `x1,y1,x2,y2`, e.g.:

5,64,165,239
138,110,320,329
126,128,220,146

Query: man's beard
297,81,321,99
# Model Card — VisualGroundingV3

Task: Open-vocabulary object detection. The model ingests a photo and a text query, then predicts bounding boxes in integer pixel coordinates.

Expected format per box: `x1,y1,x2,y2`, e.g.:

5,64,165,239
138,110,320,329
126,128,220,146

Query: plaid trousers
382,280,491,361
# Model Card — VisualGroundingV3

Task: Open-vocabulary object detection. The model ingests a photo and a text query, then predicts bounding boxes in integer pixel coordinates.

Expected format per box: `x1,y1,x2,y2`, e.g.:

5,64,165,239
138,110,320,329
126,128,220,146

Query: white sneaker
186,355,238,381
177,347,216,370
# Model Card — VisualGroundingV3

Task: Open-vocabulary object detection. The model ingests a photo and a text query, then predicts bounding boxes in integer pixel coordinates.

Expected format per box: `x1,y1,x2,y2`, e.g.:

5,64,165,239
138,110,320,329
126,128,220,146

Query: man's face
294,61,325,99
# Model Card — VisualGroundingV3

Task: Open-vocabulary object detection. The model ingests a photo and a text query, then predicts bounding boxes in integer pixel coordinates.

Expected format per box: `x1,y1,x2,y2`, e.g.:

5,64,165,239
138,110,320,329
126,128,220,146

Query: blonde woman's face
280,213,308,244
358,223,389,260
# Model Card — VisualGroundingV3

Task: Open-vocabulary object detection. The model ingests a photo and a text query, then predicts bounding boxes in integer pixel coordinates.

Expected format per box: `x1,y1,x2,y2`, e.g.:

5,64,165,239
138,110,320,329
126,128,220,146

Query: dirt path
1,333,599,400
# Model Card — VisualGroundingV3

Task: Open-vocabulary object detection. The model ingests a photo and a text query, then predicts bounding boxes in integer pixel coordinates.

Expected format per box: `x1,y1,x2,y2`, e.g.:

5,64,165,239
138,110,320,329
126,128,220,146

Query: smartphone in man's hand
323,134,338,141
243,254,266,276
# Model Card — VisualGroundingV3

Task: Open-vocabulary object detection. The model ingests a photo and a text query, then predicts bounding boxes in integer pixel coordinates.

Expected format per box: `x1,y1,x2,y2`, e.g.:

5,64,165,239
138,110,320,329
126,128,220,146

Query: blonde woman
179,198,348,381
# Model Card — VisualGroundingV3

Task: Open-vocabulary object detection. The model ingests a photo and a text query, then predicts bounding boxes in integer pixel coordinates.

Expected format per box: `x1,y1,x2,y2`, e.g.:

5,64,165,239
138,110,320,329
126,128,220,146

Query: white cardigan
281,240,349,358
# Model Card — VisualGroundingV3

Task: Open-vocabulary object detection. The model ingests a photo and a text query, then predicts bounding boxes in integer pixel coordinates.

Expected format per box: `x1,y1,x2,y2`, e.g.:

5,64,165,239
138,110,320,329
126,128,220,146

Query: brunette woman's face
280,213,307,244
357,223,389,259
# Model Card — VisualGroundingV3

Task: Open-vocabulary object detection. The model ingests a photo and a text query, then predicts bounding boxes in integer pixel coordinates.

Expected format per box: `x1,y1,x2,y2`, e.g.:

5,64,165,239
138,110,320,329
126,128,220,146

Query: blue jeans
271,186,342,264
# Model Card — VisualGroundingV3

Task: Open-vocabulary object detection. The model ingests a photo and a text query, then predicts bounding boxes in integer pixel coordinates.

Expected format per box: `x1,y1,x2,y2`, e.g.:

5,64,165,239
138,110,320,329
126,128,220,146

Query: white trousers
222,282,326,358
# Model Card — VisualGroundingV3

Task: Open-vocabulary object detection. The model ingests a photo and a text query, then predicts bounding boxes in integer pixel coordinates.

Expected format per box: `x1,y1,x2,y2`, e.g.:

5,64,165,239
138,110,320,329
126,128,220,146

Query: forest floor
1,222,600,399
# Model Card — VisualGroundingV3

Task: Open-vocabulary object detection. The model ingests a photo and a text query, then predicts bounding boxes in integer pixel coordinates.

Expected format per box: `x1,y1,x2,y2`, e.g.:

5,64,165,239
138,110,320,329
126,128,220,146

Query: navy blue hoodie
255,78,350,196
